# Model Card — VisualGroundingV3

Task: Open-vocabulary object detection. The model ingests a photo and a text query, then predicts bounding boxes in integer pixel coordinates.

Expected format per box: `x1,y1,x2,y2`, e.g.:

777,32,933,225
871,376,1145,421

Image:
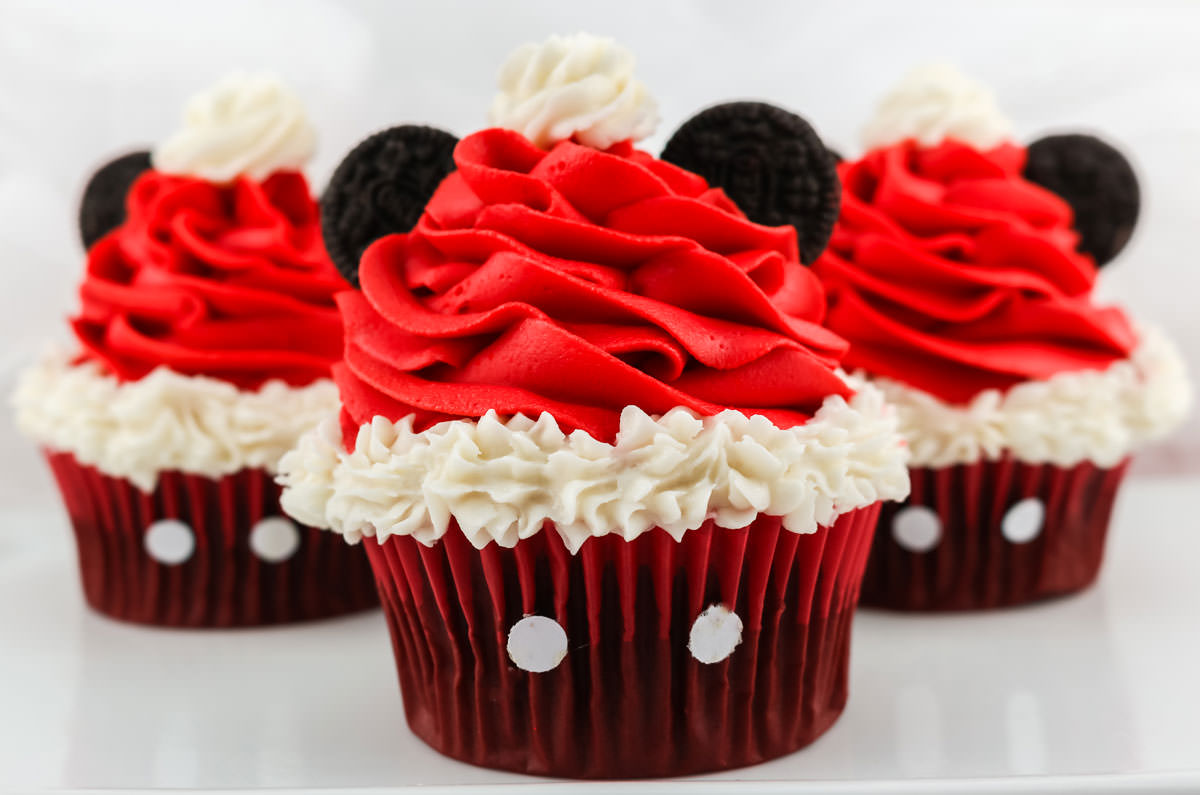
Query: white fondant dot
506,615,568,673
689,604,743,664
892,505,943,553
1002,497,1045,544
249,516,301,563
144,519,195,565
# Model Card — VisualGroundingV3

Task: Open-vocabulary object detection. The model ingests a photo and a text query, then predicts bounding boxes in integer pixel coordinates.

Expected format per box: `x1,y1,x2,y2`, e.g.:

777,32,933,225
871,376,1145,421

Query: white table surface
1,475,1198,794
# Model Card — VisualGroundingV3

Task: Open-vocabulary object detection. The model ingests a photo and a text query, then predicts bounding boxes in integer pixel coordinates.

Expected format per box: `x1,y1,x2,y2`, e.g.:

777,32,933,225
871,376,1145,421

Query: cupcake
13,74,378,627
812,65,1192,611
279,34,909,778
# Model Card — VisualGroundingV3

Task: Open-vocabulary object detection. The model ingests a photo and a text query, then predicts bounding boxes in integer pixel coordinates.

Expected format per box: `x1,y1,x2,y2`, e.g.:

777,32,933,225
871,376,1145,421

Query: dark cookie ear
320,125,459,287
661,102,840,265
79,150,153,250
1023,134,1140,267
826,146,844,165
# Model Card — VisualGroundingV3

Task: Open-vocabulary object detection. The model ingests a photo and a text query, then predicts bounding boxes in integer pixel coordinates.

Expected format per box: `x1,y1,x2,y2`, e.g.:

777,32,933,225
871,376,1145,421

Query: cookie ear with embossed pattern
79,150,153,250
1024,134,1140,267
320,125,459,287
661,102,840,265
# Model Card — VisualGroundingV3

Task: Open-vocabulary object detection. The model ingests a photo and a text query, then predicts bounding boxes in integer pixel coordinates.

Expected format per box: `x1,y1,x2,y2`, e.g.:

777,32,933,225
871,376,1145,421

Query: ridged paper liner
44,451,378,627
365,504,880,779
861,457,1130,611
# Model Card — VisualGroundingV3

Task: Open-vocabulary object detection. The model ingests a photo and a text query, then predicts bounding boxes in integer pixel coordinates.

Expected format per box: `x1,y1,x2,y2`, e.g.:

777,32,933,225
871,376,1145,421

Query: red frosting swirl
74,171,346,389
813,139,1136,404
336,128,851,442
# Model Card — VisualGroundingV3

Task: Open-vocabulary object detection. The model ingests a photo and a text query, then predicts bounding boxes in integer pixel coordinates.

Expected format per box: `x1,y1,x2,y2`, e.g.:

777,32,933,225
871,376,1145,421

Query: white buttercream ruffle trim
13,350,340,492
277,378,911,553
875,326,1192,469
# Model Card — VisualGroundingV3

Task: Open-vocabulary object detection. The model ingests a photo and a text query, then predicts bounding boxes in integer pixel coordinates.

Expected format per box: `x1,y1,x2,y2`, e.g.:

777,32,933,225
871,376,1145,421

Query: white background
1,0,1197,527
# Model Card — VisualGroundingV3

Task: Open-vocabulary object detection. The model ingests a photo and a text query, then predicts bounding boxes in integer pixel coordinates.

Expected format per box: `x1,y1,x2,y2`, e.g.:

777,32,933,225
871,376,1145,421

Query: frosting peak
489,33,659,149
153,73,317,182
334,126,851,443
861,63,1014,151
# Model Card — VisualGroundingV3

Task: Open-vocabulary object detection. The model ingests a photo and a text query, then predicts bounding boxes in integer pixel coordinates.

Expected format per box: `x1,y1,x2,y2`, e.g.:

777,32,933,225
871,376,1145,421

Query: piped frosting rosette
276,33,910,778
15,73,346,489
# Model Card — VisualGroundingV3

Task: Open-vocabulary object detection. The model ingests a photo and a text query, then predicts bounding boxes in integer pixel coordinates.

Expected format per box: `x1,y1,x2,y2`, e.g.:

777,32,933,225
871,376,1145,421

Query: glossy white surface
0,476,1197,793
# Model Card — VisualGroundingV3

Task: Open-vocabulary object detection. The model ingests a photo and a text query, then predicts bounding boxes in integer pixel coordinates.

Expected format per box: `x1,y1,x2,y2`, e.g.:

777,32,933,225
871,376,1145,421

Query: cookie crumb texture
1024,133,1140,267
78,150,152,249
662,101,840,265
320,125,458,286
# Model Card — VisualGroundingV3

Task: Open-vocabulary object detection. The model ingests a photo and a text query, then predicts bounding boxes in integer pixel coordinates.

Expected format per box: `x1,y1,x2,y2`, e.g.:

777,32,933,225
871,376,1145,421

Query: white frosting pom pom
153,72,317,183
861,63,1014,151
489,33,659,150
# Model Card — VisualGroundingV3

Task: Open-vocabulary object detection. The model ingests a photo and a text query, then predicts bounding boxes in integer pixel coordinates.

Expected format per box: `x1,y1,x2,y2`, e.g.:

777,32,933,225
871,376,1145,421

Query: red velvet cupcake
278,34,910,778
13,74,377,627
812,65,1192,611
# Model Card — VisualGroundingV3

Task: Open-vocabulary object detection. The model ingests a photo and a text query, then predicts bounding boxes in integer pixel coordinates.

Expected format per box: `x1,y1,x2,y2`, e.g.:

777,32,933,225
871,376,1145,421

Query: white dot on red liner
689,604,743,664
249,516,301,563
144,519,195,565
1002,498,1045,544
507,615,568,673
892,505,942,553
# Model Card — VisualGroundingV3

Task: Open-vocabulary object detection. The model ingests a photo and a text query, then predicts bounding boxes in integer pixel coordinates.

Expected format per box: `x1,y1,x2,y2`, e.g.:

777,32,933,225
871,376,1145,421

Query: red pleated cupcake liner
44,450,378,627
364,504,881,779
860,456,1130,611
